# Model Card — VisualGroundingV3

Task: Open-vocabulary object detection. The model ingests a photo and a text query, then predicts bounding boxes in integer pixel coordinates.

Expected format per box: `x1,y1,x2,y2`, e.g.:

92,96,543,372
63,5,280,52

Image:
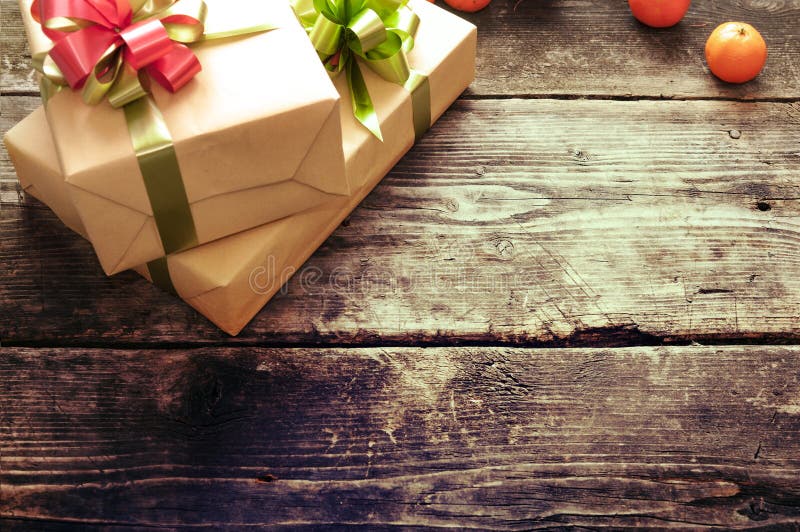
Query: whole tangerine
705,22,768,83
628,0,691,28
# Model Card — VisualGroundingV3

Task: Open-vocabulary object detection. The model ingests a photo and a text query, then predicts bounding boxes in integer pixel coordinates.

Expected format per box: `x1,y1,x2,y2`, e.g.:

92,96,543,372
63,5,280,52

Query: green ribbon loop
290,0,431,141
347,9,385,54
310,14,343,55
347,60,382,141
362,30,408,82
405,69,430,142
107,63,149,108
32,51,66,85
385,6,418,51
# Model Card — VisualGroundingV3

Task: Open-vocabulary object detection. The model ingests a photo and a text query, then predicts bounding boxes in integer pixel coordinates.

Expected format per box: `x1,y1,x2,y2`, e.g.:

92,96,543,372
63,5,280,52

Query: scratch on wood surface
382,426,397,445
322,428,339,451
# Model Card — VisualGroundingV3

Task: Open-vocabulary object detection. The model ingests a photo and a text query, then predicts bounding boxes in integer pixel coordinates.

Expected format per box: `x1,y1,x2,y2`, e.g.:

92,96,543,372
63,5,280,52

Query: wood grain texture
3,96,800,344
0,0,35,93
3,0,800,98
462,0,800,99
0,95,36,184
2,345,799,529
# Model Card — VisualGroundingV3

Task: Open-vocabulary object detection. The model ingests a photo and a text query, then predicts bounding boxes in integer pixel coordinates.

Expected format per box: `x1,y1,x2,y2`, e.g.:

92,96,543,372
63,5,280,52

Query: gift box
19,0,350,275
9,107,88,239
6,0,476,335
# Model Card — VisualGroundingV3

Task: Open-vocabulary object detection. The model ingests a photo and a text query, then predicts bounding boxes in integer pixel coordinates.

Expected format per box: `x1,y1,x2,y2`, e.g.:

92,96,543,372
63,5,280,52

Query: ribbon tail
347,60,383,141
405,69,430,142
201,22,277,41
123,96,199,255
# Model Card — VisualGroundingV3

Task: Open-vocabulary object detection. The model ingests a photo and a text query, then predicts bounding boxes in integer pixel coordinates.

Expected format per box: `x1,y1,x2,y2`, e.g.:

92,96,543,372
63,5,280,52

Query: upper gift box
19,0,349,275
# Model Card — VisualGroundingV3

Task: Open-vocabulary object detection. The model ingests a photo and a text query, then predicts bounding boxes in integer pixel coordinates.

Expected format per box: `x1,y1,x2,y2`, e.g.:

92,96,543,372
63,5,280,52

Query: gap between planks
3,89,800,103
6,334,800,350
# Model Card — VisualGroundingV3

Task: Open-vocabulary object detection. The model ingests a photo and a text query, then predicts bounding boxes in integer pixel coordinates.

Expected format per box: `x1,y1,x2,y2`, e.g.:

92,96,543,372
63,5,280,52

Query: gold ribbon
146,256,178,295
406,70,430,142
124,96,198,254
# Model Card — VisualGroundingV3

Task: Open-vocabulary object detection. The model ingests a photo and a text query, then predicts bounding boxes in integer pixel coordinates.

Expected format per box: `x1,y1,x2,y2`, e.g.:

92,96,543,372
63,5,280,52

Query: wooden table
3,1,800,529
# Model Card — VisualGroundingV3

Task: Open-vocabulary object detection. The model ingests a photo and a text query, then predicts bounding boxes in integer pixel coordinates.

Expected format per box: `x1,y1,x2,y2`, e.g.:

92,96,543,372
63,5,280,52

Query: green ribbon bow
290,0,431,141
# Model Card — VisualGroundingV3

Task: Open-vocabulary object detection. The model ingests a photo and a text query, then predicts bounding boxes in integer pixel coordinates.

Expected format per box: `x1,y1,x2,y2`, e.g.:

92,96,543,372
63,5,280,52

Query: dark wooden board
3,0,800,98
2,346,799,529
3,96,800,344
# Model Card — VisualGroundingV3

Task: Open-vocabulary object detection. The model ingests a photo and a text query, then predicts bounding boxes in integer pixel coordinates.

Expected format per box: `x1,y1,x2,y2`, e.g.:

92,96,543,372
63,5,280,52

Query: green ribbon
124,96,198,255
35,3,276,292
38,75,62,104
146,256,178,295
290,0,431,141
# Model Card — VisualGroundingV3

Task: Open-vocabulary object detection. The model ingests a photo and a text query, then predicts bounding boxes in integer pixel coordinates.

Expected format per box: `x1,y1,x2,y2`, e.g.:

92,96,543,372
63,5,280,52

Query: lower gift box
5,3,476,335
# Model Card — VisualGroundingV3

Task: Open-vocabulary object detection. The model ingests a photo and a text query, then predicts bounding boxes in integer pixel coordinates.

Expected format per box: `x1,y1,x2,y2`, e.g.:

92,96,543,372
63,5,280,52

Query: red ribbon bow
32,0,202,94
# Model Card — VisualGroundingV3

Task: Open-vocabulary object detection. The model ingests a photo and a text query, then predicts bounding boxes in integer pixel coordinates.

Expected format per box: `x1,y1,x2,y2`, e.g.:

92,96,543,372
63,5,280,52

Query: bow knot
292,0,422,140
33,0,207,107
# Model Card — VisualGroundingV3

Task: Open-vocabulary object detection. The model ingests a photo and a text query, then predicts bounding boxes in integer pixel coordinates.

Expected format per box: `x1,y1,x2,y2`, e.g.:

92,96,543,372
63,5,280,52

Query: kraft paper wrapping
6,107,88,238
6,0,477,335
19,0,350,276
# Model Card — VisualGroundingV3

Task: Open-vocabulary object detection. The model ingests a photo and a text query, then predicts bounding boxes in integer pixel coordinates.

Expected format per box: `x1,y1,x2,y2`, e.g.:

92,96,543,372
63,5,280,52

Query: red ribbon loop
48,25,120,87
147,43,201,92
34,0,203,95
120,19,173,70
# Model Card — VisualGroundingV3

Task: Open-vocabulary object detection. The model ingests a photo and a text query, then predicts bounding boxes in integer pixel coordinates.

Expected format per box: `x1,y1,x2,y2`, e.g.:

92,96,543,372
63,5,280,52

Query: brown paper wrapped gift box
6,0,477,335
19,0,350,276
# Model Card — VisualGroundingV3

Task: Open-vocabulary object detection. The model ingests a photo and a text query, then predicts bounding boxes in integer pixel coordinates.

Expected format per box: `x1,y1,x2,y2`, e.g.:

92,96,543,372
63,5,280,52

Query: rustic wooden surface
3,346,800,529
4,96,800,344
3,0,800,529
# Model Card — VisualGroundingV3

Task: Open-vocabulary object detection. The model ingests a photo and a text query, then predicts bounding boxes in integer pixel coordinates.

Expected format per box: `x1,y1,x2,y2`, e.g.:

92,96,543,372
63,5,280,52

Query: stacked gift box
4,0,476,335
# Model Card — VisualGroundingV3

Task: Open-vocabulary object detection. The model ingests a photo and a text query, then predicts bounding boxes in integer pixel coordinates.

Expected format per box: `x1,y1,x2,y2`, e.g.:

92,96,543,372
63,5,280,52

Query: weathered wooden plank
465,0,800,99
0,96,37,183
1,345,799,529
3,0,800,98
0,0,36,94
3,96,800,344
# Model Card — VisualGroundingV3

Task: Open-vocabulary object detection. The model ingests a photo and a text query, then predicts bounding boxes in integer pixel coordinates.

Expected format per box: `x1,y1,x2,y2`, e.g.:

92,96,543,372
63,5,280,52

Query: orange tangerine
705,22,767,83
628,0,691,28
